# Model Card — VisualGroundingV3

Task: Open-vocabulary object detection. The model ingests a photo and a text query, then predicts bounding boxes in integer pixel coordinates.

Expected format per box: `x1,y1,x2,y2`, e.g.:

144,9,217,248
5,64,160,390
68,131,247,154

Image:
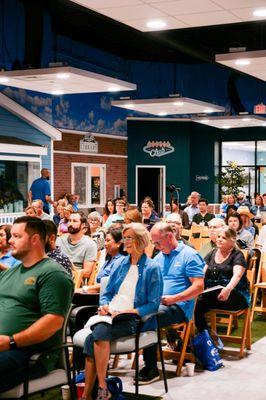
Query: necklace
215,248,233,263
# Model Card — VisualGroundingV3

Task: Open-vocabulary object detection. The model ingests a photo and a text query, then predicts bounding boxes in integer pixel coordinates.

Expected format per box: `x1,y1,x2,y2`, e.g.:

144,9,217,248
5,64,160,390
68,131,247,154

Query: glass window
0,160,40,213
222,141,255,166
257,142,266,165
72,163,106,207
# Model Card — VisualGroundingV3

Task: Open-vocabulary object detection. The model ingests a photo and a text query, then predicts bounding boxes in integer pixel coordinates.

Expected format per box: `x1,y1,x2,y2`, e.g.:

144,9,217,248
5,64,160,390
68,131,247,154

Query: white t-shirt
108,264,139,312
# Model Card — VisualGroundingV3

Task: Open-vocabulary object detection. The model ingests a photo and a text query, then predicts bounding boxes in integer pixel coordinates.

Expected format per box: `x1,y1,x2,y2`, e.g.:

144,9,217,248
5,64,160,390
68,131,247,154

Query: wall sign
143,140,175,157
80,133,98,153
195,175,209,182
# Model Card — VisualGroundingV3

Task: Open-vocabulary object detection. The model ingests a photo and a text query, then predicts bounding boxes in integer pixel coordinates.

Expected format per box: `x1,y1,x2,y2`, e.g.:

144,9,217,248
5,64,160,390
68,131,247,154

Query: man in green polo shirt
0,216,73,393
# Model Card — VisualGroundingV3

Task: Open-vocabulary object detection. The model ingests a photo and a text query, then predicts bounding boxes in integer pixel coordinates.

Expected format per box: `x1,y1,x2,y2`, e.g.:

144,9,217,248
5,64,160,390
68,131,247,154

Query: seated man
31,199,52,221
165,213,194,248
199,217,225,258
192,198,215,226
0,216,73,393
56,211,97,275
138,222,204,384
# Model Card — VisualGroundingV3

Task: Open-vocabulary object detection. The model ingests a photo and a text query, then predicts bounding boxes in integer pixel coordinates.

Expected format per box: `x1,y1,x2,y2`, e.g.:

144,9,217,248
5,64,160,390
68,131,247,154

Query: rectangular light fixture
216,50,266,81
0,66,136,95
111,97,224,116
192,115,266,129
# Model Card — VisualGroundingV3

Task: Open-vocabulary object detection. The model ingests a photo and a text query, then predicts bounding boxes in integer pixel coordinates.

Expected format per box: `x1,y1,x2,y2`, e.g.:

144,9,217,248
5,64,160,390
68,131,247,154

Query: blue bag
191,329,223,371
106,376,125,400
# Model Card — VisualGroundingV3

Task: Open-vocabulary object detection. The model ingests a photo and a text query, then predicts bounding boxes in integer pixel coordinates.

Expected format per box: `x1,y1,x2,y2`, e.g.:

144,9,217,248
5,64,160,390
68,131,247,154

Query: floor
114,337,266,400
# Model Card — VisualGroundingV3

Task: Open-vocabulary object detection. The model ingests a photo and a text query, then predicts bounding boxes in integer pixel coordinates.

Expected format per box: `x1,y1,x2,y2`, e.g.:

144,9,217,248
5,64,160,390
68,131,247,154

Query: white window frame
71,163,106,208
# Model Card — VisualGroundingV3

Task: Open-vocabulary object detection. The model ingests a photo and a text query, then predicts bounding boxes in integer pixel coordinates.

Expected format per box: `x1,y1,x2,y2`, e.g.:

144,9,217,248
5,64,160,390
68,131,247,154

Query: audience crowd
0,181,265,399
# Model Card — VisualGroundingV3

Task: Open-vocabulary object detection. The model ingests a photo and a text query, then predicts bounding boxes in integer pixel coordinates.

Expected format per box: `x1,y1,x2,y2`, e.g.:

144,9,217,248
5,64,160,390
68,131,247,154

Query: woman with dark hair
0,225,20,271
195,226,250,332
102,199,115,225
171,198,190,229
77,227,126,294
225,194,238,217
250,195,266,221
140,198,160,230
226,211,254,250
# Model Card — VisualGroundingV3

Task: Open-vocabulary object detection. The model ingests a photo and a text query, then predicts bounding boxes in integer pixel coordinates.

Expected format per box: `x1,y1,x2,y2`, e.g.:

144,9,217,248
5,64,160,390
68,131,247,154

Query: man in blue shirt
138,222,205,384
28,168,53,214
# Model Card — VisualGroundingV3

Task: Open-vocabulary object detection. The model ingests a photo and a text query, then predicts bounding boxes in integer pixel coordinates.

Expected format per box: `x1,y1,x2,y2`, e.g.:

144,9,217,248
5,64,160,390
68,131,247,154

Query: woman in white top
81,223,163,400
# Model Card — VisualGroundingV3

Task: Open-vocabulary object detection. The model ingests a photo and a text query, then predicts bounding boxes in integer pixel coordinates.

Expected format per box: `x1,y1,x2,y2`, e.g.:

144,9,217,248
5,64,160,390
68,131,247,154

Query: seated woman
81,223,163,400
0,225,20,271
76,227,126,294
102,199,115,225
58,204,74,235
226,211,254,250
194,226,250,332
88,211,106,251
250,194,266,221
141,198,160,231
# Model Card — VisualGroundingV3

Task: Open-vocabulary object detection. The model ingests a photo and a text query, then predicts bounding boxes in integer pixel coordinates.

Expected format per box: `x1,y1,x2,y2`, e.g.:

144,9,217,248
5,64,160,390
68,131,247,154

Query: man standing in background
28,168,53,214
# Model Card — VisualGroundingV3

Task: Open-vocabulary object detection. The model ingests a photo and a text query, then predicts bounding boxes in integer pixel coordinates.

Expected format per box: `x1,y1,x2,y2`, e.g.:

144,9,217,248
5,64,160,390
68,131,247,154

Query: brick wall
53,132,127,201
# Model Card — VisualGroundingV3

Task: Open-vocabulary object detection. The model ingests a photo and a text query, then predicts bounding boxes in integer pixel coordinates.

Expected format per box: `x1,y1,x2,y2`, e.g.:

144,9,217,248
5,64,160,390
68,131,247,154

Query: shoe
96,387,111,400
135,368,160,385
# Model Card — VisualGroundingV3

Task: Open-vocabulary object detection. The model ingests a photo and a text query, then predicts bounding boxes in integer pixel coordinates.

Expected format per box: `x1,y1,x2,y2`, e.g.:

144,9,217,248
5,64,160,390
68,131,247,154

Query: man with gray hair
199,217,226,258
31,199,52,221
137,222,205,384
165,213,194,248
184,191,200,224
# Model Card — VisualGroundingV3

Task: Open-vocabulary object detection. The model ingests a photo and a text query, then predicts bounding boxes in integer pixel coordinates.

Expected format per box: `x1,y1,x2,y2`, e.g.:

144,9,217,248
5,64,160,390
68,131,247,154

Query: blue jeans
143,304,185,369
0,348,47,393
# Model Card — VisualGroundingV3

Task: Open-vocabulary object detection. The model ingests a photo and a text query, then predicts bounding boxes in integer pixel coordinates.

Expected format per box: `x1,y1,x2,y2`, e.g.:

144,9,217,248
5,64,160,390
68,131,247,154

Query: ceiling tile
70,0,142,9
178,10,240,27
152,0,222,15
192,115,266,129
125,16,188,30
230,7,266,21
210,0,266,9
101,4,165,21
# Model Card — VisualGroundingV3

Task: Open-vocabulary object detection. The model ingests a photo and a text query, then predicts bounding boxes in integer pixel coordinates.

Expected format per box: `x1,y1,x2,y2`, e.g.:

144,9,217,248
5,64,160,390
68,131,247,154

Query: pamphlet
203,285,224,294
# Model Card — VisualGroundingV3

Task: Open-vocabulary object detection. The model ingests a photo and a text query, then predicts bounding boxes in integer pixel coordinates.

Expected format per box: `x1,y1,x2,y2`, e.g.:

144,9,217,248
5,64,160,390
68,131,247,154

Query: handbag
191,329,223,371
106,376,126,400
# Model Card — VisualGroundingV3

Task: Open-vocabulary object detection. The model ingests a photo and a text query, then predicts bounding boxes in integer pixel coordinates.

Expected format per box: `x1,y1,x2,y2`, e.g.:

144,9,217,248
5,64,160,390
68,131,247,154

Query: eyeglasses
122,237,135,243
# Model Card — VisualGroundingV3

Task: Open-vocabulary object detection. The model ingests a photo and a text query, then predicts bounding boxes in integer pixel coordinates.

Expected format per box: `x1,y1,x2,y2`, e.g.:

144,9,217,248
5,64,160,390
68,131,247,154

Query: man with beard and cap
56,211,97,275
0,216,73,393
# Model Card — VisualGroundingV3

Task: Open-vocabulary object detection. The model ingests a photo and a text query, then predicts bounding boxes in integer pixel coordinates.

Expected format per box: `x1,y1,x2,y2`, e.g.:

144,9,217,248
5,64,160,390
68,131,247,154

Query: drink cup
76,382,85,399
186,362,195,377
61,385,71,400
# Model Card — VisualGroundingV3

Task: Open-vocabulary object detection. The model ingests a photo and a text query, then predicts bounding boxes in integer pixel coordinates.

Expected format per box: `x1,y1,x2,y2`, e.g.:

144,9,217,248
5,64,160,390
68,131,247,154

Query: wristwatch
9,335,17,350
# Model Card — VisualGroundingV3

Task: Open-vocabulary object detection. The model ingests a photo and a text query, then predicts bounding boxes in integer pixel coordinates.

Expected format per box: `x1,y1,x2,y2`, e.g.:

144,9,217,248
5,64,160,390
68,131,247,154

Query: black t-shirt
204,248,248,294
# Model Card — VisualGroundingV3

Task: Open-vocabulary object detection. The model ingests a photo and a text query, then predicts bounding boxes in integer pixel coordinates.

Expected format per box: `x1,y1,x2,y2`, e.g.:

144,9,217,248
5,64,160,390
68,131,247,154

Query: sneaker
135,368,160,385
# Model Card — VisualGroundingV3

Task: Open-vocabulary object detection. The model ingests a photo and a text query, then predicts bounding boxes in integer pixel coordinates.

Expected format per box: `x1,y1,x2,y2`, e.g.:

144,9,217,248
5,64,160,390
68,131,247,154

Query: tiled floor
113,337,266,400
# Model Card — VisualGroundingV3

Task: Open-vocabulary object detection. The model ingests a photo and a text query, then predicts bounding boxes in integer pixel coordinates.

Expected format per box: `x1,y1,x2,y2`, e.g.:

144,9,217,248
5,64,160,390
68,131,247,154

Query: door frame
135,165,166,214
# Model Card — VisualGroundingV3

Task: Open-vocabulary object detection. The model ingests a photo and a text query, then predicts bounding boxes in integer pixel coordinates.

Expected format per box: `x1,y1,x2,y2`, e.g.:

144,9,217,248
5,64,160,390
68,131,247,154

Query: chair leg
246,313,252,350
210,311,217,332
226,315,233,336
239,309,250,358
157,324,168,393
175,321,192,377
251,286,259,322
112,355,119,369
135,332,140,398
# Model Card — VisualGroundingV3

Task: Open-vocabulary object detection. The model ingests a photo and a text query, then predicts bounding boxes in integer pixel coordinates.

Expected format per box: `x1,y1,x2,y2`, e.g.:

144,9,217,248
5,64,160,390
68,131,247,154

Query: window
0,159,40,213
72,163,106,208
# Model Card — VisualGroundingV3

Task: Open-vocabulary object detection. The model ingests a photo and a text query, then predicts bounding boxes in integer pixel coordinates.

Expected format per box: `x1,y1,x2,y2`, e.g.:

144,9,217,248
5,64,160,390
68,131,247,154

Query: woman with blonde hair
194,226,250,332
81,223,163,400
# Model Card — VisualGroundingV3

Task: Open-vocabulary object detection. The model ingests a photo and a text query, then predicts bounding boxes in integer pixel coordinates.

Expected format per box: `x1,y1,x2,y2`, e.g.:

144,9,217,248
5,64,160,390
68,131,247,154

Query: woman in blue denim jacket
82,223,163,400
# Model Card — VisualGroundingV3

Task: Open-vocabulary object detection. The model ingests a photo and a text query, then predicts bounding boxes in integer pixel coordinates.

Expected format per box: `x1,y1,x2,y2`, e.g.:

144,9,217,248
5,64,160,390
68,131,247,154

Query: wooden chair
189,236,203,251
209,307,251,358
162,320,195,376
73,269,84,290
251,252,266,322
181,229,192,241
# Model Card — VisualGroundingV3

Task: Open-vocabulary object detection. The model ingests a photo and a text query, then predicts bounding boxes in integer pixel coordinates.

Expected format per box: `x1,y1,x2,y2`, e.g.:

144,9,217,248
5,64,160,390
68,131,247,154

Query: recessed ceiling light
253,9,266,17
124,103,135,109
56,73,70,79
108,86,120,92
203,108,214,113
146,20,167,29
0,77,9,83
202,119,210,123
51,90,64,95
235,59,251,66
173,101,184,106
158,112,167,116
222,125,231,129
242,118,251,121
